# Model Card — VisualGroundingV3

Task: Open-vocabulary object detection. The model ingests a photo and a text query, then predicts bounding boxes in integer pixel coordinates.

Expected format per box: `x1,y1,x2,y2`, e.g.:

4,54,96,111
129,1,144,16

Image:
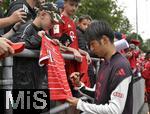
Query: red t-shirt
51,14,79,49
128,50,140,69
51,14,90,87
142,61,150,93
39,35,72,100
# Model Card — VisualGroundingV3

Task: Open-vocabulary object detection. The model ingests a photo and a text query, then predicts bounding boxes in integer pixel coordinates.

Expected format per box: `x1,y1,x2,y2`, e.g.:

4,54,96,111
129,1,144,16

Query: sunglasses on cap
46,11,64,24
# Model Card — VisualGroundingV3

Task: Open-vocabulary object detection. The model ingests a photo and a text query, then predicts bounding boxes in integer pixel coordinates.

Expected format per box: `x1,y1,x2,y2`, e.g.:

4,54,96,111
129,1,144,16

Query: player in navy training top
67,20,133,114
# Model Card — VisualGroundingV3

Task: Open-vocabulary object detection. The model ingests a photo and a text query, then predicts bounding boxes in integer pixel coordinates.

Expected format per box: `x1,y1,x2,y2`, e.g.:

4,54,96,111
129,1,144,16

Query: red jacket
128,50,140,69
142,61,150,93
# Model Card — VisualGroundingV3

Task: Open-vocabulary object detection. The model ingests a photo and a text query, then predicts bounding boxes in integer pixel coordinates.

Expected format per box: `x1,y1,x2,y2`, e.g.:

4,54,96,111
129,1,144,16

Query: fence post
0,57,13,114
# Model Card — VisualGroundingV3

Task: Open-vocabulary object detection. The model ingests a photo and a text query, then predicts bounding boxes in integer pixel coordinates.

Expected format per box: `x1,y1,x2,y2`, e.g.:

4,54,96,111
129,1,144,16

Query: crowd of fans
0,0,149,114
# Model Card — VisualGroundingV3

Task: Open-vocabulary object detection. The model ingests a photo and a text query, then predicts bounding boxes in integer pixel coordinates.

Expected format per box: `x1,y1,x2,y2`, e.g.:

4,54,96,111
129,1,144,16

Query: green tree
76,0,132,33
1,0,132,33
0,0,10,13
143,39,150,51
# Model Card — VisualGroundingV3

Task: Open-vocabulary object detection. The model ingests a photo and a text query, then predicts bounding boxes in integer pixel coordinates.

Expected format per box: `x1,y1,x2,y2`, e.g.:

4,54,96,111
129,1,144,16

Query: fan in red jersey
50,0,91,89
142,51,150,113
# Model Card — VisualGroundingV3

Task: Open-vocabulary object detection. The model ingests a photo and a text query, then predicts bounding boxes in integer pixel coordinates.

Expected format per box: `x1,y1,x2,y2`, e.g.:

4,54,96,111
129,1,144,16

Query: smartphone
59,33,72,47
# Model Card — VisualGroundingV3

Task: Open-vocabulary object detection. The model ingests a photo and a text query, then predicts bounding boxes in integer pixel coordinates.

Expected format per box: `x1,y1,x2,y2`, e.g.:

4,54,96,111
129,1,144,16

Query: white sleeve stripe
85,85,96,91
78,85,96,100
21,24,31,39
78,90,94,100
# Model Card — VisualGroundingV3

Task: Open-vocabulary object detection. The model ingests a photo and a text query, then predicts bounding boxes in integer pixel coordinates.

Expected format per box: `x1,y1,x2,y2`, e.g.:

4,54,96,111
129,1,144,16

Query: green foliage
142,39,150,52
141,43,149,52
1,0,132,33
76,0,132,33
0,0,10,13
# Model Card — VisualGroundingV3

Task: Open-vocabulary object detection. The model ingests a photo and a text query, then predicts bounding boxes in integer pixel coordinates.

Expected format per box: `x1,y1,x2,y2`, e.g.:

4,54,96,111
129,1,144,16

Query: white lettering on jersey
47,50,53,62
113,92,124,98
68,24,71,28
53,24,60,34
69,31,75,41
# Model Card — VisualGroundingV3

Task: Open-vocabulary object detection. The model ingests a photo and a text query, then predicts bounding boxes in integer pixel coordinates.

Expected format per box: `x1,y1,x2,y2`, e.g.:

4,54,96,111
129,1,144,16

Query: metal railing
0,49,145,114
0,49,100,114
48,96,88,114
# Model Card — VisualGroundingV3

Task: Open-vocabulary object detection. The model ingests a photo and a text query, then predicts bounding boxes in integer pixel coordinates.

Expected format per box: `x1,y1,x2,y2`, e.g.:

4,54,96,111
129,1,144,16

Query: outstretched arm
0,9,26,28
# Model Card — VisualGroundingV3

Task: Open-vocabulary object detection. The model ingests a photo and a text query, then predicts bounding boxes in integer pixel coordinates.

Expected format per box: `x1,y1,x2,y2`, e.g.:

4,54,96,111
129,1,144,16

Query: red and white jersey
51,14,79,49
51,15,90,87
39,35,72,100
142,60,150,93
128,50,140,69
65,56,91,87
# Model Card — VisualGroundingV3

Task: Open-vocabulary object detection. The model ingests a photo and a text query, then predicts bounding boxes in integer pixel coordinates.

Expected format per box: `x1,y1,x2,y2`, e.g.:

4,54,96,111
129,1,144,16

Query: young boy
77,15,92,52
50,1,91,113
10,2,62,89
51,0,91,86
51,0,83,58
77,15,96,87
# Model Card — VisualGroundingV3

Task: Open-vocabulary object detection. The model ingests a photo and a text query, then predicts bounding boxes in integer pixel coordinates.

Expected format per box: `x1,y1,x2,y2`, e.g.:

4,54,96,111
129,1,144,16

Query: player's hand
66,97,79,106
70,72,82,87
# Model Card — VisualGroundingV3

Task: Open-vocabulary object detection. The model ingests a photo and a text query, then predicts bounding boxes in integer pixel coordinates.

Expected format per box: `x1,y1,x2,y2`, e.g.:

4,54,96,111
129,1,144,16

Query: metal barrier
0,57,13,89
1,49,145,114
0,49,100,114
48,96,88,114
0,57,13,114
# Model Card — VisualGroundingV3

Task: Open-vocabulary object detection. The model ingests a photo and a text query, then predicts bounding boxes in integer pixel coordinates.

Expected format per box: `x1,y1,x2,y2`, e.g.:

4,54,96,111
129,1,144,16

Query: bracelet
12,27,17,33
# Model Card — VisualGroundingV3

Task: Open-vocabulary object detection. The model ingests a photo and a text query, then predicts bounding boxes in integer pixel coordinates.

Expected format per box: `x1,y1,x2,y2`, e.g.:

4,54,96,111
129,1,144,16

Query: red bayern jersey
51,14,79,49
39,35,72,100
50,15,90,87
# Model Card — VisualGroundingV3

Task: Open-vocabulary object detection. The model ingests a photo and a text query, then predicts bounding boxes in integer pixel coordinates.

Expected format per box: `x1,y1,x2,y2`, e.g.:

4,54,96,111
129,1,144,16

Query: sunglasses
46,11,64,24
